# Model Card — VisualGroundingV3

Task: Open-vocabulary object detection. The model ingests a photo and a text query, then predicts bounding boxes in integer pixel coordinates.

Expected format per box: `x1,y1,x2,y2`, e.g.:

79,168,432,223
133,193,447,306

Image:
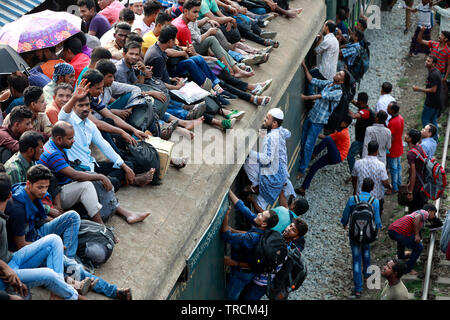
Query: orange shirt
45,101,62,125
39,59,65,80
330,127,350,161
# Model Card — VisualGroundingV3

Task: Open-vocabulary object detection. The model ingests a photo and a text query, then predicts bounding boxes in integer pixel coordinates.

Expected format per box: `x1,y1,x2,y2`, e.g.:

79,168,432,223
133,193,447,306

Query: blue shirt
341,191,382,230
341,42,361,67
115,58,138,85
421,137,437,158
38,139,71,186
307,78,343,124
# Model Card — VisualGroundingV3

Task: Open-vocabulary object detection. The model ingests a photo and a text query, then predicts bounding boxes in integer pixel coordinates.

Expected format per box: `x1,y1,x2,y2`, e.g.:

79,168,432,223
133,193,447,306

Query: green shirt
199,0,219,19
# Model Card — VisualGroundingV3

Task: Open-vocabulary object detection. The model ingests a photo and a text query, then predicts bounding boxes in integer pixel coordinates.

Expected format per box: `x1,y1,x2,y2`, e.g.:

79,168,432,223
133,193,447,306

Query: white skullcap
268,108,284,120
128,0,143,4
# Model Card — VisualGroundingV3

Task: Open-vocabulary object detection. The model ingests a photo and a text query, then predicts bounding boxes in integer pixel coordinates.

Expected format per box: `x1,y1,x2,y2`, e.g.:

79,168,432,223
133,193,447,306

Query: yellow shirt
142,31,158,55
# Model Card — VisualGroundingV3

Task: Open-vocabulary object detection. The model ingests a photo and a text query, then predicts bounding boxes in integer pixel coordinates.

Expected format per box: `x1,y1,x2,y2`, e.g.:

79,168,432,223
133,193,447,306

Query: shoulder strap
368,196,375,205
353,195,360,204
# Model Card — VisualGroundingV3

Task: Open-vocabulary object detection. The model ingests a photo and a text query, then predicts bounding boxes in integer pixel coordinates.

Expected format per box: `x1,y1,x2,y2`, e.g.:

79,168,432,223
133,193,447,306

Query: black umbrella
0,44,29,75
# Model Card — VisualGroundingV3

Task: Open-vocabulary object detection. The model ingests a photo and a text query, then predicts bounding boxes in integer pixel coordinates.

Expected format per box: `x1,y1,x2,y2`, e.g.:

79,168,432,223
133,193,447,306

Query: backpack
126,95,161,137
76,220,116,268
440,212,450,254
348,195,378,244
266,244,307,300
410,146,447,200
251,229,288,274
323,72,356,135
350,41,370,84
126,140,161,185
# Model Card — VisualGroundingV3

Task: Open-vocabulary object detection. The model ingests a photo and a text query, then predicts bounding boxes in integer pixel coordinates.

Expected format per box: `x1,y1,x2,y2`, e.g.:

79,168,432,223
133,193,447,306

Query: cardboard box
145,137,174,179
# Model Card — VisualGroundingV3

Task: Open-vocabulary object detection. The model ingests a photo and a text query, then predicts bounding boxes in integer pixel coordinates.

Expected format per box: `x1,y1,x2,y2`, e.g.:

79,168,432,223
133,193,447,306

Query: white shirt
352,155,389,200
417,3,432,28
100,28,115,47
314,33,339,81
132,17,155,36
434,6,450,33
375,94,395,123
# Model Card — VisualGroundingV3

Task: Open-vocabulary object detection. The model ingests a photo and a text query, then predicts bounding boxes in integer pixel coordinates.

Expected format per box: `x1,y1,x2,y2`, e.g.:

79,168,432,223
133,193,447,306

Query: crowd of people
0,0,449,301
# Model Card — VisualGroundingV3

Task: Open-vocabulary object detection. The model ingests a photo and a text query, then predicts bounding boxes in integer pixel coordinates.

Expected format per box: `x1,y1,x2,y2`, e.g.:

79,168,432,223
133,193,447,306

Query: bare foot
234,69,255,78
126,211,151,224
183,116,204,130
133,168,155,187
286,8,302,19
175,127,195,140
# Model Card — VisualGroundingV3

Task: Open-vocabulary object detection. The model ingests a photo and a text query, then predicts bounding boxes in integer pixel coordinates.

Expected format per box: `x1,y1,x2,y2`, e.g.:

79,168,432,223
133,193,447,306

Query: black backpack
323,72,356,135
348,195,378,244
126,140,161,185
266,244,307,300
126,95,161,137
251,229,288,274
349,40,370,84
76,220,116,268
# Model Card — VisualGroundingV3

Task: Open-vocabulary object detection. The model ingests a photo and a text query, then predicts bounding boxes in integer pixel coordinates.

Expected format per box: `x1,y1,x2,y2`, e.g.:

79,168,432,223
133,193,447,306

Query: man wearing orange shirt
45,83,73,125
295,115,352,196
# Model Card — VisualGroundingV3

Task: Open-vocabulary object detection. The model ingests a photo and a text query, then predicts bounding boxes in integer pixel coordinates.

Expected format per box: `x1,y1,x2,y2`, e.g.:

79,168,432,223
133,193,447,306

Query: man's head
282,218,308,242
356,17,367,32
82,69,104,97
26,164,52,199
404,128,421,145
439,31,450,44
361,177,374,193
78,0,97,22
356,92,369,108
62,37,83,63
375,110,388,125
351,29,364,43
119,8,135,25
387,101,399,116
423,203,438,220
263,108,283,130
114,22,132,48
425,55,438,69
23,86,46,114
98,0,113,10
19,131,45,161
52,121,75,149
90,46,113,67
333,70,350,85
183,0,201,22
421,123,437,139
339,115,353,130
53,83,73,108
367,140,379,156
158,24,178,46
129,0,144,15
7,71,29,98
288,197,309,216
0,173,11,203
123,41,142,66
336,8,346,22
381,82,393,95
52,63,76,86
72,95,92,121
381,258,407,281
254,209,279,229
323,20,336,35
96,59,117,87
9,106,33,136
143,0,163,19
126,32,143,44
154,12,172,35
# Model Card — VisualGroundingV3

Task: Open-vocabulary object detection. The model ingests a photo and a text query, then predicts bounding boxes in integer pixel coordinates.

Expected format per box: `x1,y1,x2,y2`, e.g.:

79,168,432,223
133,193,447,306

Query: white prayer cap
268,108,284,120
128,0,143,4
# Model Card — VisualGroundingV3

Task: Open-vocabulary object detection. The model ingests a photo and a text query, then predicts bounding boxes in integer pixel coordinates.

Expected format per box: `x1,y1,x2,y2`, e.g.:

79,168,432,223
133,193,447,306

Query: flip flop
117,288,133,300
253,96,271,106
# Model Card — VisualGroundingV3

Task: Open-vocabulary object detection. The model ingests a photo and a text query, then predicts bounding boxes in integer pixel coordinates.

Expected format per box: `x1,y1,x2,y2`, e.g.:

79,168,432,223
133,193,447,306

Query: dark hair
19,131,44,153
423,203,437,213
442,31,450,41
63,36,83,55
408,128,421,145
391,259,407,279
23,86,43,107
326,21,337,34
340,6,350,14
337,8,346,21
115,22,132,33
376,110,388,124
292,197,309,216
123,40,142,53
183,0,201,11
126,32,143,44
52,121,73,138
156,11,172,25
9,105,33,126
358,18,367,30
389,101,400,114
426,123,437,137
0,173,11,202
90,46,112,64
427,55,438,65
357,92,369,104
96,59,117,76
381,82,393,94
144,0,163,16
361,177,374,193
7,71,29,94
119,8,135,23
27,164,52,184
293,218,308,237
77,0,95,10
54,83,73,96
367,140,379,154
354,29,365,42
341,115,353,127
159,24,178,43
82,69,104,85
272,116,283,127
266,210,279,229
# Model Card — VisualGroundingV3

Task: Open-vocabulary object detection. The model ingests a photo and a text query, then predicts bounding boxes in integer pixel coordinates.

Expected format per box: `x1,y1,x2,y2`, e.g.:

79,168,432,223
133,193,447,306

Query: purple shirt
83,13,111,39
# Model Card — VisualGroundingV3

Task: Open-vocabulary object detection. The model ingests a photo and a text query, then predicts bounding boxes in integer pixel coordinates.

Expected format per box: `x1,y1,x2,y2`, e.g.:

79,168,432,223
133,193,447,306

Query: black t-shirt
425,68,442,109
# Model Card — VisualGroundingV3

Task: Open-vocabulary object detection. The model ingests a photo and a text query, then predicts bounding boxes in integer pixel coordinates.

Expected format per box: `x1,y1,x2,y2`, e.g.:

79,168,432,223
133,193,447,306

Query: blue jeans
240,281,267,300
388,230,423,273
421,104,439,142
301,136,341,189
174,56,220,87
228,50,245,62
166,100,188,120
0,234,78,300
350,240,371,293
36,210,81,259
347,140,363,173
387,156,402,192
249,7,267,15
227,268,255,300
64,257,117,298
298,118,324,174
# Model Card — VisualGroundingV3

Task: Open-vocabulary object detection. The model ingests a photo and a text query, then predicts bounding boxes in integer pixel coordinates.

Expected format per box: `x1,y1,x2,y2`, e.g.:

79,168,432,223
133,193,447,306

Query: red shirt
387,114,404,158
330,127,350,161
69,53,91,81
428,41,450,74
45,101,62,125
172,16,192,47
388,210,428,236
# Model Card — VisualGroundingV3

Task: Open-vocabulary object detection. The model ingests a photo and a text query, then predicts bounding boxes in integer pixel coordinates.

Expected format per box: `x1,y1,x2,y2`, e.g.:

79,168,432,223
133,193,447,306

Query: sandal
251,79,273,95
66,277,92,296
160,120,179,140
253,95,271,106
221,118,236,130
237,63,253,73
117,288,132,300
349,290,361,299
264,39,280,48
226,109,246,120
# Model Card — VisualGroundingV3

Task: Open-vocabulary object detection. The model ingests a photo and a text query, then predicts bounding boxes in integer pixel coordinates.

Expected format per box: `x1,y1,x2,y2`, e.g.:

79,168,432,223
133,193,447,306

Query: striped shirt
417,3,432,28
38,139,71,186
352,156,389,200
362,124,392,165
428,41,450,74
341,42,361,67
388,210,429,236
307,78,343,124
